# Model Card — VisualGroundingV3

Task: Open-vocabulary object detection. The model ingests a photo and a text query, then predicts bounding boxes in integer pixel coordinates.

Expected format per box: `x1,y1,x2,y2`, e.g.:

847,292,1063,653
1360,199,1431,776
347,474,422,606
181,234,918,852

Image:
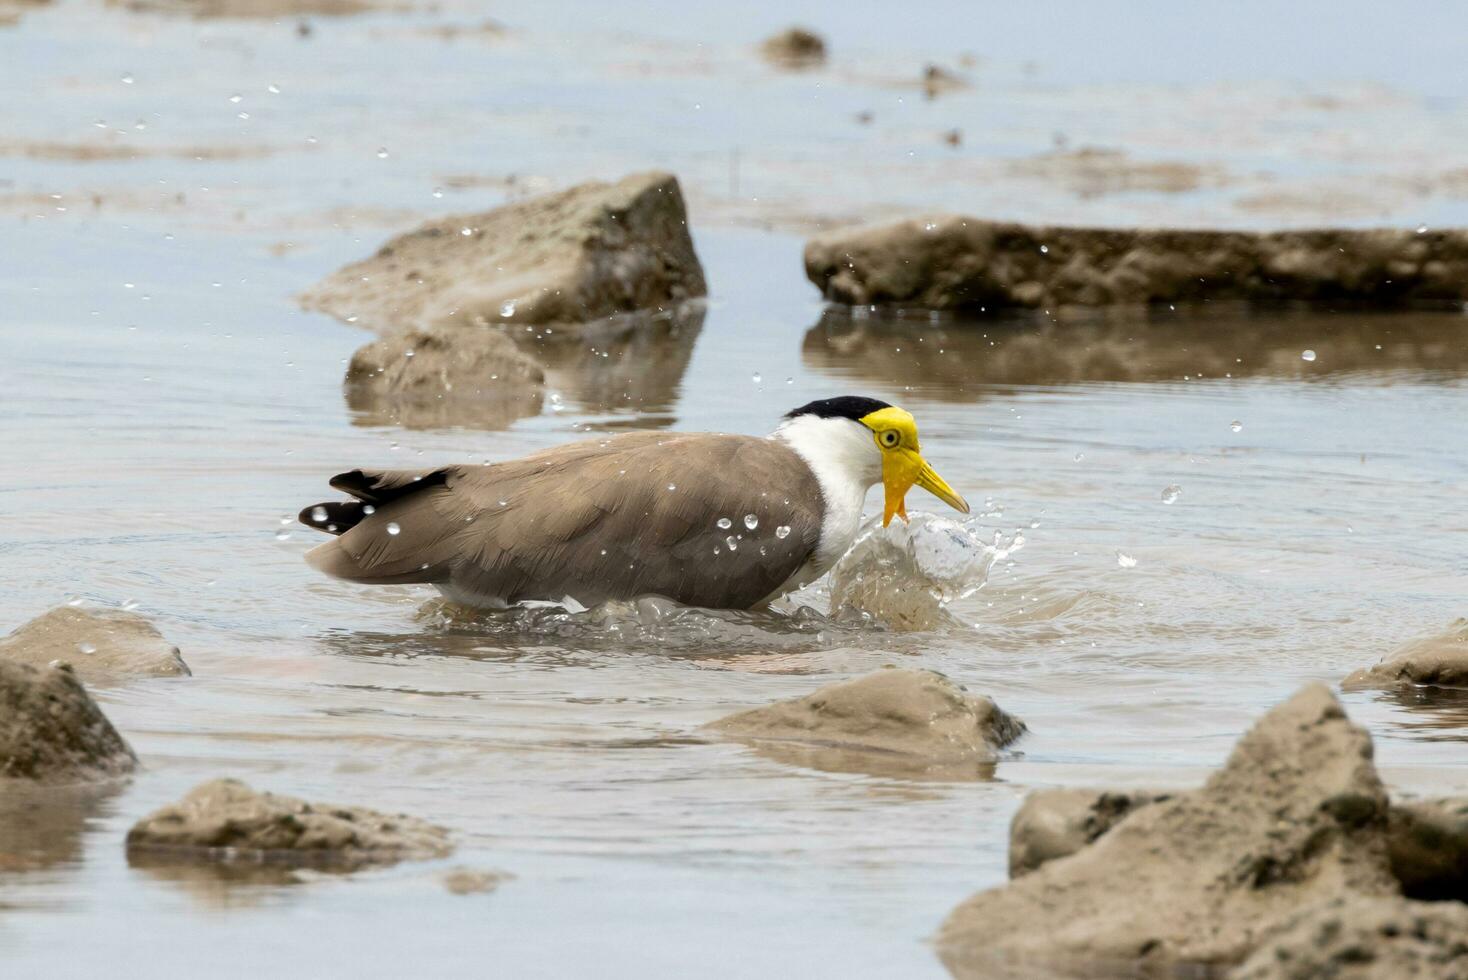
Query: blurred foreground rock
706,668,1024,779
1008,788,1174,878
760,27,826,69
1230,895,1468,980
938,685,1398,977
806,217,1468,310
126,778,452,870
303,171,706,335
345,325,545,430
0,660,136,782
0,606,190,683
1389,798,1468,901
1346,618,1468,690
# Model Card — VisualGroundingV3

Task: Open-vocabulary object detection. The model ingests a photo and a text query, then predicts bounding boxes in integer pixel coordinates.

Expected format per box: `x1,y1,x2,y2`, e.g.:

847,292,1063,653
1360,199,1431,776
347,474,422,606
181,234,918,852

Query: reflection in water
730,739,1003,783
1374,686,1468,742
526,302,705,426
128,852,306,909
347,379,543,432
803,305,1468,396
0,782,120,875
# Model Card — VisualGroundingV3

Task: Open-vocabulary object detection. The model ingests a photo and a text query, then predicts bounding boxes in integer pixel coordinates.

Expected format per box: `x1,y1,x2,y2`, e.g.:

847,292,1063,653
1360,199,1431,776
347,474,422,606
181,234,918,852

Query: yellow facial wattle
860,406,971,527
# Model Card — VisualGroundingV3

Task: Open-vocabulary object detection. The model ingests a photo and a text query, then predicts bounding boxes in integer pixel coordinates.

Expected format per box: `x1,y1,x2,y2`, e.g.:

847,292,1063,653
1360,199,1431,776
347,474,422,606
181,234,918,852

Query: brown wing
303,432,826,609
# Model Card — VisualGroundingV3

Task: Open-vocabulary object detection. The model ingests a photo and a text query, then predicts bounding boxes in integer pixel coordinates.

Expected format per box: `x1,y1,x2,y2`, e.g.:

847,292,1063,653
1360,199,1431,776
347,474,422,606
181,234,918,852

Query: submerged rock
442,867,512,895
126,779,452,870
0,605,190,683
706,668,1024,779
1389,798,1468,901
760,27,826,69
1008,788,1174,878
1345,618,1468,690
1230,895,1468,980
302,171,706,335
937,685,1396,977
0,660,137,782
345,325,545,430
805,217,1468,310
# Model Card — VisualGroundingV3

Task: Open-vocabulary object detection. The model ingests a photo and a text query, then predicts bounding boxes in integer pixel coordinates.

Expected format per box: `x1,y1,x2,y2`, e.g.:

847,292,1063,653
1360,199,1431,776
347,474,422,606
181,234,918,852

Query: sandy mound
302,171,706,336
0,606,190,684
938,684,1397,977
1345,618,1468,690
706,668,1024,779
1008,788,1174,878
1389,798,1468,901
126,778,452,870
344,325,545,430
1231,895,1468,980
760,27,826,69
0,660,137,782
805,218,1468,309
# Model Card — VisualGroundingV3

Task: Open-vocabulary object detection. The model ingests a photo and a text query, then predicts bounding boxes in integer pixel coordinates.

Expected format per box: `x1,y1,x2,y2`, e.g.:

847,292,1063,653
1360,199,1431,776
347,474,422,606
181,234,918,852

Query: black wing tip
298,501,364,535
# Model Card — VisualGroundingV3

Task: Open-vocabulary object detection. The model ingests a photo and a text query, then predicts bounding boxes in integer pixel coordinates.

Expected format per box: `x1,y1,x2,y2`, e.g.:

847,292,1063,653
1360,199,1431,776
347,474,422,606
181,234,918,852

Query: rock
805,218,1468,310
443,867,512,895
344,325,545,430
125,778,452,870
760,27,826,68
921,64,969,99
1389,798,1468,901
1008,788,1174,878
705,668,1025,779
937,685,1397,977
1345,618,1468,690
0,605,190,683
302,172,706,335
0,660,137,782
1230,895,1468,980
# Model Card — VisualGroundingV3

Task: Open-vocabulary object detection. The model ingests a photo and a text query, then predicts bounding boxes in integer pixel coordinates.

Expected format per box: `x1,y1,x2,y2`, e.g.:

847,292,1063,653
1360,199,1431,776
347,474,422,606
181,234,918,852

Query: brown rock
1389,798,1468,901
126,778,452,869
760,27,826,69
805,217,1468,310
344,325,545,430
1345,618,1468,690
1230,895,1468,980
937,685,1397,977
0,606,190,683
706,668,1024,779
442,867,512,895
0,660,137,782
302,171,706,335
1008,788,1174,878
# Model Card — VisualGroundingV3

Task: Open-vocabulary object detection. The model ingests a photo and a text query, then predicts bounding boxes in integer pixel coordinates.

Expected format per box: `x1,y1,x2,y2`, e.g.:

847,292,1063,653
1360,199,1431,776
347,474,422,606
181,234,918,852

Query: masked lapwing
299,396,969,609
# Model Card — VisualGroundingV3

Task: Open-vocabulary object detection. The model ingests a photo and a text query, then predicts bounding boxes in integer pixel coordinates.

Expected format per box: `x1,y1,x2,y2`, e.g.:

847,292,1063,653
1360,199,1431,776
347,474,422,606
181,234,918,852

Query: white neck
771,415,882,579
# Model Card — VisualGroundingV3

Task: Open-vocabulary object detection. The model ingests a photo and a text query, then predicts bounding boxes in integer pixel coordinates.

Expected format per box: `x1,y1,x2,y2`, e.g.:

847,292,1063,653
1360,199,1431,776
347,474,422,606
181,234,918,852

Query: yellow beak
881,449,971,527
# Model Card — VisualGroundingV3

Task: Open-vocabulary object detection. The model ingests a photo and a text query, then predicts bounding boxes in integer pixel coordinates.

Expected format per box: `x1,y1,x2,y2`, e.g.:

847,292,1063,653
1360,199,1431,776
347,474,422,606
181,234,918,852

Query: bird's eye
879,430,899,448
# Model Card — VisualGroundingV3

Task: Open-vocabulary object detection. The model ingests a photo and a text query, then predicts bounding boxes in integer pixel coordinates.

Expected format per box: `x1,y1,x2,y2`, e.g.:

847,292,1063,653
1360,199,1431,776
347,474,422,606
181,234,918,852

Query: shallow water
3,2,1468,977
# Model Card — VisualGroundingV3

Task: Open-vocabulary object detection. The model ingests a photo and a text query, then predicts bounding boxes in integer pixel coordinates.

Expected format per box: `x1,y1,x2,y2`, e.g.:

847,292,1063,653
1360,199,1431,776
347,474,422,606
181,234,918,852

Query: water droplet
274,529,291,540
751,372,762,384
362,504,376,515
500,300,517,317
775,525,791,539
1073,452,1084,462
121,599,139,611
1230,420,1243,433
267,83,281,94
725,536,739,551
228,93,242,103
386,522,401,536
744,514,758,530
548,392,565,413
716,517,733,530
432,187,443,198
376,147,389,159
309,505,328,523
667,484,677,492
1416,224,1428,234
1161,484,1182,505
1301,349,1317,362
120,73,134,84
77,641,97,654
1116,551,1137,568
1039,244,1049,254
461,227,473,236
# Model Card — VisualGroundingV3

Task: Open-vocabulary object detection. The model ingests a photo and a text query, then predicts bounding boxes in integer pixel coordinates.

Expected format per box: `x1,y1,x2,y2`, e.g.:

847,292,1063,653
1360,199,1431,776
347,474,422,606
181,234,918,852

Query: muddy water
4,1,1468,977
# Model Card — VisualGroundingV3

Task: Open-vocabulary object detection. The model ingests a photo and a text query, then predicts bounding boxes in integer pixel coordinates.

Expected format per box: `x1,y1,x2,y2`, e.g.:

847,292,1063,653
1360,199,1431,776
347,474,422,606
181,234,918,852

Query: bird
298,395,969,610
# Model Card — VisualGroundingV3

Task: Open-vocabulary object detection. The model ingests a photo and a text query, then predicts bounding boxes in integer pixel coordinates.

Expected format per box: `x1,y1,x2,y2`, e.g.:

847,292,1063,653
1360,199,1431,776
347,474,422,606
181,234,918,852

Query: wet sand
2,1,1468,976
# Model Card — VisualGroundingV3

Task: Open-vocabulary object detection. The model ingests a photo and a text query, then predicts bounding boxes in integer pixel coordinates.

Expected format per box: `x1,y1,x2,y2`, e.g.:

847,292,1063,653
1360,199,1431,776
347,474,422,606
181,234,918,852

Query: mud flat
938,685,1468,978
706,668,1024,779
0,605,190,683
1346,619,1468,691
302,171,706,337
125,779,453,871
0,660,137,782
805,218,1468,310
